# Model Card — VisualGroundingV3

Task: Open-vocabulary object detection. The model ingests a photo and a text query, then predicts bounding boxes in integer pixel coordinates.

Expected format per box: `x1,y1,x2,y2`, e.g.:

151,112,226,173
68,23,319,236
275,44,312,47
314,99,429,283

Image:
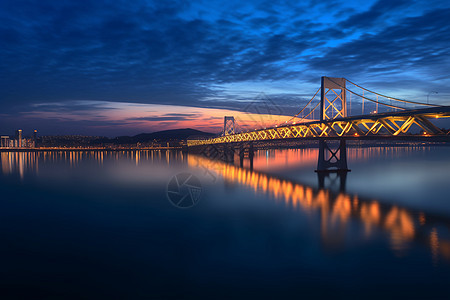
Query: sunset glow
17,101,300,136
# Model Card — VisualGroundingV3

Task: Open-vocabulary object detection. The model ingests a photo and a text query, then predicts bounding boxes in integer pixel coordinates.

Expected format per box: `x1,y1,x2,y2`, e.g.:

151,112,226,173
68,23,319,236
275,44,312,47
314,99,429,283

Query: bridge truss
188,107,450,146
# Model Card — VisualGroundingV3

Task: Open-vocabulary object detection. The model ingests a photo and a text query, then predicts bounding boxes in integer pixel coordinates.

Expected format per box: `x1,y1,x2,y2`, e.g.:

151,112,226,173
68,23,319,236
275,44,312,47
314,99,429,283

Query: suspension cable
286,87,321,123
326,77,406,110
345,78,440,107
239,78,440,131
345,87,406,110
289,101,320,124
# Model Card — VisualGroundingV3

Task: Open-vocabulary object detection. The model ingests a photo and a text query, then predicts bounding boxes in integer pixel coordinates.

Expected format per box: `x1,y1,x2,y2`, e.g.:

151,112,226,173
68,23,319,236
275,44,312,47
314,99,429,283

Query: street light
427,91,438,104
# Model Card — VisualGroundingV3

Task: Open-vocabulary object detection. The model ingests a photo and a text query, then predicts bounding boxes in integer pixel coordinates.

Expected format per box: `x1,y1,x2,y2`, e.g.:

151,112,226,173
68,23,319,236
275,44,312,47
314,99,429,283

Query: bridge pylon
316,139,350,173
320,77,347,121
223,116,235,136
317,77,350,173
238,142,254,170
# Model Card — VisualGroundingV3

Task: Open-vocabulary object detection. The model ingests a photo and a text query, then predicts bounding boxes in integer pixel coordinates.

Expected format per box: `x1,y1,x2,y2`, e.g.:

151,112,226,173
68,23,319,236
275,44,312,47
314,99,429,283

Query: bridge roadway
187,106,450,146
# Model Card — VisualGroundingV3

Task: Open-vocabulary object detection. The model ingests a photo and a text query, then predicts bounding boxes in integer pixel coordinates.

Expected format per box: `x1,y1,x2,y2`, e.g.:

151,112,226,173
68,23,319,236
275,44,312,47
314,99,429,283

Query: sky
0,0,449,136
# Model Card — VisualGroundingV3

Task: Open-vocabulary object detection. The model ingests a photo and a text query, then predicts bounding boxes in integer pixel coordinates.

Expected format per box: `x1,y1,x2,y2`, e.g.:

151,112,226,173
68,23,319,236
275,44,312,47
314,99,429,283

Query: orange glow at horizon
23,101,296,134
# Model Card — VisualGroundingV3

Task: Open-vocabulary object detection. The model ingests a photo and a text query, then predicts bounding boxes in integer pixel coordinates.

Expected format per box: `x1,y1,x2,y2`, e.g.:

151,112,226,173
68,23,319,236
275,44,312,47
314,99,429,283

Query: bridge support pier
316,139,350,173
239,144,245,167
182,145,189,154
222,144,234,163
203,144,218,159
238,142,254,170
249,142,254,170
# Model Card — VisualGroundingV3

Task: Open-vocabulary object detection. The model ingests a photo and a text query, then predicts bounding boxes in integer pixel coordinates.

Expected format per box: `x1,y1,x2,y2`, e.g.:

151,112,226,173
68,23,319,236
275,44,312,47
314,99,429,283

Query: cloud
0,0,341,107
127,116,190,122
0,0,449,135
306,8,450,96
127,112,201,122
338,0,409,30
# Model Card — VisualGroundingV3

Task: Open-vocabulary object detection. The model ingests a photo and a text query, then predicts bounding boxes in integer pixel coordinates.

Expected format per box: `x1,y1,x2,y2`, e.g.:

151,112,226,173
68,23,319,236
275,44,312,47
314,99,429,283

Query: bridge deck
188,106,450,146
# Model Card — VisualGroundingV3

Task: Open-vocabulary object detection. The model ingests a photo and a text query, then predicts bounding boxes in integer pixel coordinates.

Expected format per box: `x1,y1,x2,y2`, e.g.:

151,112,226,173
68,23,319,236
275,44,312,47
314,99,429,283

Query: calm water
1,146,450,299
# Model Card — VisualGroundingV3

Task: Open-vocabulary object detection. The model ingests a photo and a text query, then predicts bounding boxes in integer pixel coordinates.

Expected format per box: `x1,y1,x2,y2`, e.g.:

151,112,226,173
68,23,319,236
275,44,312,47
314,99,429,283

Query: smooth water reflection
1,147,450,298
188,154,450,262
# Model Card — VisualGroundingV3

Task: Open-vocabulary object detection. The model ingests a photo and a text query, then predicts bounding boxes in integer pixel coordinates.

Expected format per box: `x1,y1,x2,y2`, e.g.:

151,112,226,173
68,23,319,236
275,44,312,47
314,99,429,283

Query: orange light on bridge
354,133,359,136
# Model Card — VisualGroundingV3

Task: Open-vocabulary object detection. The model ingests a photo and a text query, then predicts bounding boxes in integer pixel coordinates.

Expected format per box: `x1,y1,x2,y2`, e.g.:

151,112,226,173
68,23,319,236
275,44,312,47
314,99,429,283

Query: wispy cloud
0,0,449,134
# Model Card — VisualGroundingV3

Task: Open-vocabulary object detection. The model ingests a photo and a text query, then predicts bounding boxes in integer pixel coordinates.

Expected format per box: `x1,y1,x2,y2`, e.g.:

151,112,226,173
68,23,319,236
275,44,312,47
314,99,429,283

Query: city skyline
1,0,450,136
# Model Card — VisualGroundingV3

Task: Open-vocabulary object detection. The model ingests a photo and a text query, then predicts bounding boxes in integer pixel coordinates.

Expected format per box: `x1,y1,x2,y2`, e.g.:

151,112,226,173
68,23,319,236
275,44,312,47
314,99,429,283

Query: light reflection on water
188,154,450,262
1,150,184,178
1,147,450,297
2,148,450,263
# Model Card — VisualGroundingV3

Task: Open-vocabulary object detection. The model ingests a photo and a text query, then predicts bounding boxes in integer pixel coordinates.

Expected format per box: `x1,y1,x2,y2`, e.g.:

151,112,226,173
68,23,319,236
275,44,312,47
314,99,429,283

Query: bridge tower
223,116,235,136
317,77,350,173
320,77,347,121
316,139,349,173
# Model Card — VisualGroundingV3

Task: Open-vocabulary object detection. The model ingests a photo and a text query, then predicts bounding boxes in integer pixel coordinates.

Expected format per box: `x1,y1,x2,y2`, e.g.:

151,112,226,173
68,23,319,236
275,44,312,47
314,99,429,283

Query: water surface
0,146,449,299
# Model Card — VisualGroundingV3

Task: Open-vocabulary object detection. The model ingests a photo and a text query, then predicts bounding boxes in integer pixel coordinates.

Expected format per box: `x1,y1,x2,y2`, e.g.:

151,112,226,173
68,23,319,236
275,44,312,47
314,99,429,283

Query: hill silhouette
95,128,217,145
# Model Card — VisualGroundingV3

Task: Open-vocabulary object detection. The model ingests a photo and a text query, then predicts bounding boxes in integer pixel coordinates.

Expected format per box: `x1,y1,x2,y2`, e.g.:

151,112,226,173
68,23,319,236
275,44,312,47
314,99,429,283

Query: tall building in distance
0,136,9,147
33,130,38,148
16,129,23,148
0,129,38,148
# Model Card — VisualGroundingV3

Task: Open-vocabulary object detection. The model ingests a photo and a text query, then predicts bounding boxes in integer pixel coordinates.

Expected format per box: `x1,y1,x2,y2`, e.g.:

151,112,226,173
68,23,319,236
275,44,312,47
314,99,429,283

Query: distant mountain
96,128,217,145
133,128,216,141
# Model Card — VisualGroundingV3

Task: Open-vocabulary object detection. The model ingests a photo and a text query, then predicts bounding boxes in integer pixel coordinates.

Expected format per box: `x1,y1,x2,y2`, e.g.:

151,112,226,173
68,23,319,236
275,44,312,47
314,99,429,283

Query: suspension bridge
187,77,450,172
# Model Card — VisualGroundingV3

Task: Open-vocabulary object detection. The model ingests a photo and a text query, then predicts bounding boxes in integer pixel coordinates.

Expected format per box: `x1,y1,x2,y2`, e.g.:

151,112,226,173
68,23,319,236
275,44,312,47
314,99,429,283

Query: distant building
0,129,39,148
33,130,38,148
16,129,22,147
0,136,9,147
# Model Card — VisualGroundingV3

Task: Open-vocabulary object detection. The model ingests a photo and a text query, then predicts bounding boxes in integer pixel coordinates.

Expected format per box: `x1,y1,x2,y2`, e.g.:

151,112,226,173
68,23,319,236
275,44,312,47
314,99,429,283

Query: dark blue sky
1,0,449,136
